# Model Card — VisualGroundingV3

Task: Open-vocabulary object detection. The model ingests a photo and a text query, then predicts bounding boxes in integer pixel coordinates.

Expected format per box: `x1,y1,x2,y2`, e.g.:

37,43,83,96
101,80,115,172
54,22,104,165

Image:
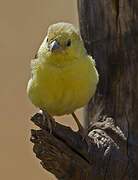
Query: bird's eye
67,39,71,47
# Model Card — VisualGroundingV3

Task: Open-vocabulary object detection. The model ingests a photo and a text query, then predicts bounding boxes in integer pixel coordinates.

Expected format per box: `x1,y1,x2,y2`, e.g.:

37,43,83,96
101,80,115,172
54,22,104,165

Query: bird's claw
78,128,92,152
48,117,56,134
42,110,56,134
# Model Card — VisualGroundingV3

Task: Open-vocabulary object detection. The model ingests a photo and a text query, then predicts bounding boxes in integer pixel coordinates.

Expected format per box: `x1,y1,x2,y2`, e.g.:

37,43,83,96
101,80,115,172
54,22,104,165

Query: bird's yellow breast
27,56,98,116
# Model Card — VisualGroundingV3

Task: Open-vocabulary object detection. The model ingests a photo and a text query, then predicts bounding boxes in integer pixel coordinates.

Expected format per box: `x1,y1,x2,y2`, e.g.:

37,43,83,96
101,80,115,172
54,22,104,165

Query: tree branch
30,113,127,180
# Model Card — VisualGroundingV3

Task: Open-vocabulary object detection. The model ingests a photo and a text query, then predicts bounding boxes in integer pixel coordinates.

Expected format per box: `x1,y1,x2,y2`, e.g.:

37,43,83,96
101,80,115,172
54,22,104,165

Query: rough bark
30,0,138,179
78,0,138,179
30,113,126,180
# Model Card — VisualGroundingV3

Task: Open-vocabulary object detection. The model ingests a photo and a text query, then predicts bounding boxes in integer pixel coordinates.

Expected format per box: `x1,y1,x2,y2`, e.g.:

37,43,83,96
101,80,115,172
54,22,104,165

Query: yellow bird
27,22,99,138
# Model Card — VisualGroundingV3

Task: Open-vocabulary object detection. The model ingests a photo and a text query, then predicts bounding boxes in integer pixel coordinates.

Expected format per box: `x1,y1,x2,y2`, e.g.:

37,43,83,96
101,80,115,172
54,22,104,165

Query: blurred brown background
0,0,82,179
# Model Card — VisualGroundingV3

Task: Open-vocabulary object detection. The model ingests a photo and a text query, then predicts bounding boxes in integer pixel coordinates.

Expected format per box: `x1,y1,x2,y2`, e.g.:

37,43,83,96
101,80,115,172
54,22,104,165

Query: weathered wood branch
31,113,127,180
78,0,138,179
30,0,138,179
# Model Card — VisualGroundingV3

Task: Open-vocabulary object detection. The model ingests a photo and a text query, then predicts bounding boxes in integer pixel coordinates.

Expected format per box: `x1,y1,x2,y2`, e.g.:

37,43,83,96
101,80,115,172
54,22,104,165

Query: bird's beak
50,40,63,53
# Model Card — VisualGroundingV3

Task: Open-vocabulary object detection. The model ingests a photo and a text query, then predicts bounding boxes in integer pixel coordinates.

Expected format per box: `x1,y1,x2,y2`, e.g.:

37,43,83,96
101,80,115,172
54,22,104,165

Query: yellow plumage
27,22,99,118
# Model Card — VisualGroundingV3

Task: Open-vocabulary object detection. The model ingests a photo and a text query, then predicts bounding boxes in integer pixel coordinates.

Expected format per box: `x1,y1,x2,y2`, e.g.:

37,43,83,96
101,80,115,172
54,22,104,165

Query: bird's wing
30,58,40,78
88,55,96,66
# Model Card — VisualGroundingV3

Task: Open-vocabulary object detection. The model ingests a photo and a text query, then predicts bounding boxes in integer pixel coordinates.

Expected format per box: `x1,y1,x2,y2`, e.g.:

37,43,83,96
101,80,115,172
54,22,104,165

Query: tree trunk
30,0,138,179
78,0,138,179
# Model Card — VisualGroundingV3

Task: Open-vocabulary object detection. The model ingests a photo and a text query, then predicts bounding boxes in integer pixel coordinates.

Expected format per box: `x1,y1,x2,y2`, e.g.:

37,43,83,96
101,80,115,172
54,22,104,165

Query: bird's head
38,23,86,65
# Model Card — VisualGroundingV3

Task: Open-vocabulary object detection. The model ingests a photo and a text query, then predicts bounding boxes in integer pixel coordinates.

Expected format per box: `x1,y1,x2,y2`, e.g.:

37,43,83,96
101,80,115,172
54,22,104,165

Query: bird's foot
71,112,92,151
78,127,92,152
42,110,56,134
